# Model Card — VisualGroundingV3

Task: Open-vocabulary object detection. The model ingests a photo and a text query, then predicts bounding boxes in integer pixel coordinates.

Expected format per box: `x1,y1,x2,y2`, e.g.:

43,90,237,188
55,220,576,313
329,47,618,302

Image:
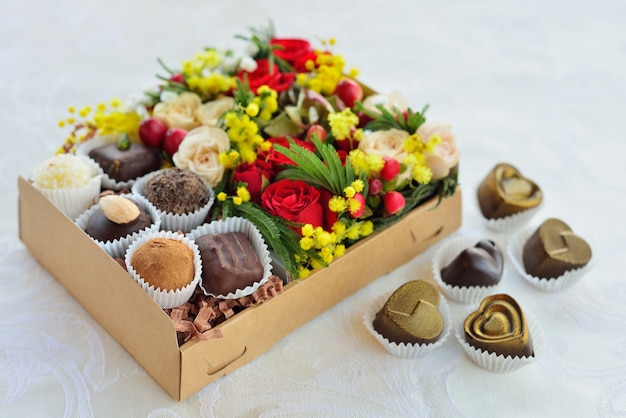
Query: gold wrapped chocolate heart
477,163,542,219
464,294,533,358
373,280,444,345
523,218,592,279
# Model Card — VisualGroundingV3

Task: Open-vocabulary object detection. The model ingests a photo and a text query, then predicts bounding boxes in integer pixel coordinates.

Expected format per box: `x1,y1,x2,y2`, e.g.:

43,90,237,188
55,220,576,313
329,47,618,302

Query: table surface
2,1,625,417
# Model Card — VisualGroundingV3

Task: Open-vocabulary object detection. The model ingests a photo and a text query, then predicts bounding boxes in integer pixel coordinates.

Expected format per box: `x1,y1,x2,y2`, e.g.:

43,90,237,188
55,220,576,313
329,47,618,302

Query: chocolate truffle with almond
85,195,153,242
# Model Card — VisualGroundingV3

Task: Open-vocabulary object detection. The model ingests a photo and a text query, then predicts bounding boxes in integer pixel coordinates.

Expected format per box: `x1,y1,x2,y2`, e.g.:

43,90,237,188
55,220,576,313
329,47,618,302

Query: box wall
18,176,461,401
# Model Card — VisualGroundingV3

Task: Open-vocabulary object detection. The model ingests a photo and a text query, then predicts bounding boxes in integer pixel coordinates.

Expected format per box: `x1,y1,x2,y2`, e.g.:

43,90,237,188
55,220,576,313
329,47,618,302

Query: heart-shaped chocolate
373,280,444,345
464,294,533,358
523,218,592,279
477,163,542,219
441,239,504,287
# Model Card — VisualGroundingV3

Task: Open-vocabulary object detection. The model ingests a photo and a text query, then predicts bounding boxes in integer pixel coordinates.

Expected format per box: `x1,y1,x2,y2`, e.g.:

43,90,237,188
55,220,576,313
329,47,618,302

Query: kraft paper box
18,176,461,401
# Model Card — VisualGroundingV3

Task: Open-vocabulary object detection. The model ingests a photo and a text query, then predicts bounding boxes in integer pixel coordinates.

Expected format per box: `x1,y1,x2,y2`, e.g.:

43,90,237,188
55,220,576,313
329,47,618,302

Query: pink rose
417,120,459,180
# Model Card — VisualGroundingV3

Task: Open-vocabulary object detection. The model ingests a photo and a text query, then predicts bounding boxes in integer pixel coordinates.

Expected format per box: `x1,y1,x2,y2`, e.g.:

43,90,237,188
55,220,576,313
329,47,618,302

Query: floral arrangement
56,23,459,280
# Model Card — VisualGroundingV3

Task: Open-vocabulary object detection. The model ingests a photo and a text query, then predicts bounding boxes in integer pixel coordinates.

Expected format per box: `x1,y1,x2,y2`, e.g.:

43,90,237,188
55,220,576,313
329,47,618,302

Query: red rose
263,137,316,176
270,38,312,65
293,51,318,73
261,179,324,233
237,59,295,93
233,161,270,204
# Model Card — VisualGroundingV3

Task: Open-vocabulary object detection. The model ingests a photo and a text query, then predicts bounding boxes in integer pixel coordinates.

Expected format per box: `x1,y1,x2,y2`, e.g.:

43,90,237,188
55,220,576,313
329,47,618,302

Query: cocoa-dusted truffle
441,240,504,287
477,163,542,219
196,232,263,296
144,168,209,215
131,238,195,291
464,294,533,358
88,143,161,182
373,280,444,345
85,195,152,242
523,218,592,279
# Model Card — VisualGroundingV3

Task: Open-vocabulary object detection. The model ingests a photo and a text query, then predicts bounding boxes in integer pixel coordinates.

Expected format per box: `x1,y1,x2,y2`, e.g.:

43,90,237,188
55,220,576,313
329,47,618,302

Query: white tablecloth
2,0,625,417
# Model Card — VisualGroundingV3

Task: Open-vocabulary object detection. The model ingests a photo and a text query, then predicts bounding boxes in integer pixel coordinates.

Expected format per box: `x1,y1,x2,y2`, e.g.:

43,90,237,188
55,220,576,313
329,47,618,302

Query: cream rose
195,96,234,127
361,91,409,114
172,125,230,187
417,120,459,180
153,92,203,130
358,128,412,185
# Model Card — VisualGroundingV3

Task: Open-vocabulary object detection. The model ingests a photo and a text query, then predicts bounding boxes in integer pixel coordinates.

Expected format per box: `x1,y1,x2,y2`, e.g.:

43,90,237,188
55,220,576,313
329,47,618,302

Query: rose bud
334,78,363,108
349,193,366,218
169,73,185,84
369,178,383,195
380,157,401,181
383,191,405,215
163,127,187,157
306,124,327,142
139,117,168,148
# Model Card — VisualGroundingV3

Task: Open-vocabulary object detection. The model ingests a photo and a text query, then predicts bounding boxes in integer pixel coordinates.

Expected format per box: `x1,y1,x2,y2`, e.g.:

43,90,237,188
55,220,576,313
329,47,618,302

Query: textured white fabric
2,0,626,417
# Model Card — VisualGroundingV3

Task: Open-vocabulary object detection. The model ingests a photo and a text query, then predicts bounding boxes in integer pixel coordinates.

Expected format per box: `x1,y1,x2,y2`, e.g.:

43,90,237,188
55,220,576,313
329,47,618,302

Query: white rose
172,125,230,187
417,120,459,180
358,128,412,185
153,92,202,130
195,96,234,127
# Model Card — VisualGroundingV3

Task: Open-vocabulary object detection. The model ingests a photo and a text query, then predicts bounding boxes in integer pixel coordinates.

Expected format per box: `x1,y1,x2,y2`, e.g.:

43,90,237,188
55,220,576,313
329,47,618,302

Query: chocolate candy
477,163,542,219
373,280,444,345
441,240,504,287
196,232,263,296
464,294,533,358
523,218,592,279
89,143,161,182
144,168,209,215
85,196,152,242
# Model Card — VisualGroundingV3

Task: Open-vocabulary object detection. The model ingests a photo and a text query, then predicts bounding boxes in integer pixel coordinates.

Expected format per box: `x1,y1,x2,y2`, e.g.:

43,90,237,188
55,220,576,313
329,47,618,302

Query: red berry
306,124,327,142
163,128,187,157
383,191,406,215
380,157,401,181
334,79,363,108
349,193,366,218
139,117,168,148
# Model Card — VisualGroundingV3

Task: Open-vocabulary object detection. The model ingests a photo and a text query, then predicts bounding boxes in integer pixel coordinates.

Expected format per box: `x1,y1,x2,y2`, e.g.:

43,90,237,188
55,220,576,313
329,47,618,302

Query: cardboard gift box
18,176,462,401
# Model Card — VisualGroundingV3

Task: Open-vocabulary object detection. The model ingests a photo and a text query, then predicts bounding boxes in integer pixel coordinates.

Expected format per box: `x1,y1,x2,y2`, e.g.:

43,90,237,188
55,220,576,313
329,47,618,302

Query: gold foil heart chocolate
477,163,542,219
523,218,592,279
464,294,533,358
373,280,444,345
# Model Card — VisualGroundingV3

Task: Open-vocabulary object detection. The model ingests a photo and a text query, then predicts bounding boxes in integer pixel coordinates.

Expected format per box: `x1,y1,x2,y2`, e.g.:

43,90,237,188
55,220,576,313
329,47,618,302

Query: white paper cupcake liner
187,216,272,299
75,194,161,258
363,290,452,358
76,135,148,191
507,226,594,292
483,204,542,232
33,155,103,220
432,236,502,304
456,310,543,373
125,230,202,309
132,170,215,233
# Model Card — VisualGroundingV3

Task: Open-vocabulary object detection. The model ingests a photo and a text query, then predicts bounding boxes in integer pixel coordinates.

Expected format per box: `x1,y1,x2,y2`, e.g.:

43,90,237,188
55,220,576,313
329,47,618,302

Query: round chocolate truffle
131,238,195,291
85,195,153,242
143,168,209,215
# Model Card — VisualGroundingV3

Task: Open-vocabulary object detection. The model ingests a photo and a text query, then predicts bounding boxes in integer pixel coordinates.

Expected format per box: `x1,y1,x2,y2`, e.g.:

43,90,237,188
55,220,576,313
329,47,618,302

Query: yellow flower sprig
296,216,374,279
216,186,251,206
295,37,359,96
181,48,235,101
403,132,440,184
56,99,141,154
